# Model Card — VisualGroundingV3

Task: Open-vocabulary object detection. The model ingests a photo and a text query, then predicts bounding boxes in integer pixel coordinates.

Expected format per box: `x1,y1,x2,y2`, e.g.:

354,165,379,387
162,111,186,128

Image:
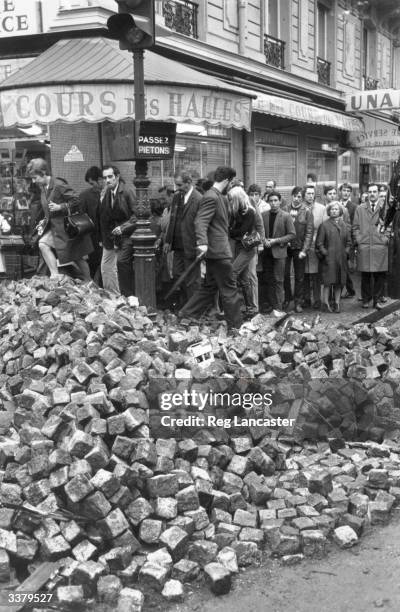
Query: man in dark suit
100,165,137,296
163,172,203,303
79,166,103,285
179,166,242,330
260,190,296,312
339,182,357,298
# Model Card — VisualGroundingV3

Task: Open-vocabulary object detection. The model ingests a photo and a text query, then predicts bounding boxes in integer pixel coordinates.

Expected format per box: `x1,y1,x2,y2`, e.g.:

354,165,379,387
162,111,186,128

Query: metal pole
132,49,157,308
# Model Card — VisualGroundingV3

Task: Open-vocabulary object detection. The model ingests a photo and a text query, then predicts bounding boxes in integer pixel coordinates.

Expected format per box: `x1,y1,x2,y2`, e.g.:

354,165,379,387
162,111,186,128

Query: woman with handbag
27,159,93,281
315,201,351,313
228,185,262,318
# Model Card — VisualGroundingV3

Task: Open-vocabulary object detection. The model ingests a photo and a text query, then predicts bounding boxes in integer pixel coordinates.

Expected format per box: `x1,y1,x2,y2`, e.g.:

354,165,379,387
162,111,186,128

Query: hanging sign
103,120,176,161
135,121,176,160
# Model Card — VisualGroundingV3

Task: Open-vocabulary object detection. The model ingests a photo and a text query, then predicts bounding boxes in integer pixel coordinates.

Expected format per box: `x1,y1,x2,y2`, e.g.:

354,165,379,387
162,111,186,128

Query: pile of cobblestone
0,277,399,610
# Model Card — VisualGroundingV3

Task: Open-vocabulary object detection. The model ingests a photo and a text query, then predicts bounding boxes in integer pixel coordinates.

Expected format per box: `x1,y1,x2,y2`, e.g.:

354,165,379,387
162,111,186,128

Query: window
317,3,327,59
265,0,280,38
307,150,337,186
363,27,378,88
256,145,297,201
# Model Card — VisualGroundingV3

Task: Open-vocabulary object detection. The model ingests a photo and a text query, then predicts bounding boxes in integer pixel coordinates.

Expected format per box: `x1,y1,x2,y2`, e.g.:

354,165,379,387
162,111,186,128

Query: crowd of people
23,157,399,331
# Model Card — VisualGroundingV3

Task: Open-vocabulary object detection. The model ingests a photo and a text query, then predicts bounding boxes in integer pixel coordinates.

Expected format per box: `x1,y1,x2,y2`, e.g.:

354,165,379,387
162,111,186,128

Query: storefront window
307,138,338,186
369,164,391,184
255,130,297,199
102,122,231,194
147,136,230,188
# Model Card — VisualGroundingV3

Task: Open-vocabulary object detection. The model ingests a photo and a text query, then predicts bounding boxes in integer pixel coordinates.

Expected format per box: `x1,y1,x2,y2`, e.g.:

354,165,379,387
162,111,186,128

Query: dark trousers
260,251,286,310
284,249,306,305
361,271,386,303
304,273,321,306
172,250,201,305
184,256,201,299
88,245,103,286
180,258,242,328
117,236,134,297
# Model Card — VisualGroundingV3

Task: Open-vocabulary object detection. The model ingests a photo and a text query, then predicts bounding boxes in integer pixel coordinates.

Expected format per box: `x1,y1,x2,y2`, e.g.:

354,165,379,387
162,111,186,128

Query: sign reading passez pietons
135,120,176,160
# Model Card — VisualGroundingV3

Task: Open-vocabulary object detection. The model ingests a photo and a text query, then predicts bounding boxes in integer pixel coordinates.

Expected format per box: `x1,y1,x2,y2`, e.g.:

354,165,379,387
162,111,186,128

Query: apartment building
0,0,398,194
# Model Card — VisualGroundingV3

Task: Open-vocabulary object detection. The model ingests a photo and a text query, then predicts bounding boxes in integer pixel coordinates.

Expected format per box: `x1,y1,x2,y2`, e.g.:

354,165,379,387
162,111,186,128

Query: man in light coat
352,182,390,309
303,184,327,308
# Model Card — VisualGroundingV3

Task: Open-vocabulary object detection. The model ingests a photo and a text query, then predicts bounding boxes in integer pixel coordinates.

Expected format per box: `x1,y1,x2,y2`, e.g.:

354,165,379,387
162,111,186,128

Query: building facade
0,0,398,199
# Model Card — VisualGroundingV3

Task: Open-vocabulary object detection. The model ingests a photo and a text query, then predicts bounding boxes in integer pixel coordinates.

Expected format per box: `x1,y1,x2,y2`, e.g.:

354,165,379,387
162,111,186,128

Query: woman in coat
229,185,263,318
27,158,92,280
316,201,351,313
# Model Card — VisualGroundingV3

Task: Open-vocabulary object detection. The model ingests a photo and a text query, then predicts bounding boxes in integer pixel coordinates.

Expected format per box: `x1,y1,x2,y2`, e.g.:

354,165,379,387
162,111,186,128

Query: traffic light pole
131,49,157,308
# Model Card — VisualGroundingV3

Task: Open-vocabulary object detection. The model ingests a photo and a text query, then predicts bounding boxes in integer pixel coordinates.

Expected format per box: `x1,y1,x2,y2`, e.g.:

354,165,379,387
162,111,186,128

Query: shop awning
0,37,253,131
252,92,363,131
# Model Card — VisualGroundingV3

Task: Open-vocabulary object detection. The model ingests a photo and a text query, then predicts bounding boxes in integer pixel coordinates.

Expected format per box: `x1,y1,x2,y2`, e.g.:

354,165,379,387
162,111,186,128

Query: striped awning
252,92,363,131
0,37,253,131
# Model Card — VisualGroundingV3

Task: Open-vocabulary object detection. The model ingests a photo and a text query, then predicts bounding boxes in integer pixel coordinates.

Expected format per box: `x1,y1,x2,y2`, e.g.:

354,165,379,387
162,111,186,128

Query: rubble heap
0,277,400,609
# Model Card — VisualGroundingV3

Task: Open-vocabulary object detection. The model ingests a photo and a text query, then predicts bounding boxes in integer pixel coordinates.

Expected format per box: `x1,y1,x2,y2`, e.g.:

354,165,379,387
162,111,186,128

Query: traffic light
107,0,155,50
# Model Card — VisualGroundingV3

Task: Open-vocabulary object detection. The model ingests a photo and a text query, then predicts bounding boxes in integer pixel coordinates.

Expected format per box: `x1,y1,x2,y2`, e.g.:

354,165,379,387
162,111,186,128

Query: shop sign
0,84,252,131
103,120,176,161
346,89,400,113
135,121,176,160
64,145,84,162
358,146,400,163
0,0,41,37
348,115,400,148
253,93,363,131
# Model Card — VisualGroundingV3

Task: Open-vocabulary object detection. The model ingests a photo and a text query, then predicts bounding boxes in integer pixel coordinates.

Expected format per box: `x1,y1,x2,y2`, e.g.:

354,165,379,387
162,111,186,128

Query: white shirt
184,186,193,204
0,214,11,233
258,200,271,214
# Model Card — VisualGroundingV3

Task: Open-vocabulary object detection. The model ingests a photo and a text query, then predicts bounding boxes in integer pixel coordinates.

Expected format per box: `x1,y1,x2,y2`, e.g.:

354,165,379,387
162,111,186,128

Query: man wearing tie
352,182,391,309
163,172,203,304
100,165,137,296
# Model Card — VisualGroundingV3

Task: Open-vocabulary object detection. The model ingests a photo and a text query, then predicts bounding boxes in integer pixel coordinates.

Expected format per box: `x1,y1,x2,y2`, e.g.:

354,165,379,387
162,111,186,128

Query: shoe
342,291,355,299
373,301,383,310
379,296,387,304
313,301,321,310
303,299,312,308
334,303,341,313
262,306,273,315
320,303,332,313
244,309,258,320
294,304,303,313
282,301,290,311
362,301,369,309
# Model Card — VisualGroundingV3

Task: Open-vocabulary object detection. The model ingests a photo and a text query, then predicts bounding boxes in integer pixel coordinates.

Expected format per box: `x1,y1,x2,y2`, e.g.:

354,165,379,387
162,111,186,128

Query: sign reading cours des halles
0,0,41,37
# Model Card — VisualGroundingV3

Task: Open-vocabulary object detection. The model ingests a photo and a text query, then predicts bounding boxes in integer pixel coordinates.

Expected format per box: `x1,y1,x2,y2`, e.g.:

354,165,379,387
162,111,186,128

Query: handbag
241,230,261,251
64,210,94,238
30,218,49,247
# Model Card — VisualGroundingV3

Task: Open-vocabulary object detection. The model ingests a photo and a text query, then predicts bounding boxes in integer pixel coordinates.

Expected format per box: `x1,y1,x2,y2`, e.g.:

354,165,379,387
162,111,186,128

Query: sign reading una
135,121,176,160
0,0,40,37
345,89,400,113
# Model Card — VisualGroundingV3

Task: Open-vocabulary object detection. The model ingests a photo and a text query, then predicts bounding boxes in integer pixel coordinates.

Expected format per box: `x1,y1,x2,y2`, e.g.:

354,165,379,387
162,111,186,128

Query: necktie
371,203,375,213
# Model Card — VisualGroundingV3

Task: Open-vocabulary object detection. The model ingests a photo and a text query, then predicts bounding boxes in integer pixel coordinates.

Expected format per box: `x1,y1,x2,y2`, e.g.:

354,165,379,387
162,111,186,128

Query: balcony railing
363,75,379,90
317,57,331,86
264,34,285,69
162,0,198,39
